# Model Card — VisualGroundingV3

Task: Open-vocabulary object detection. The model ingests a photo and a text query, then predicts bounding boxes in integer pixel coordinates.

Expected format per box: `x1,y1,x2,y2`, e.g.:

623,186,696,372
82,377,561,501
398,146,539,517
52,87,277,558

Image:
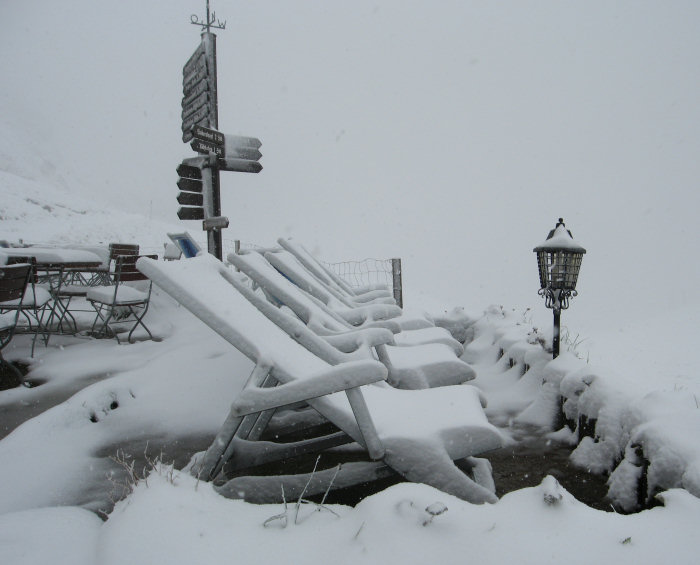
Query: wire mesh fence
321,258,393,290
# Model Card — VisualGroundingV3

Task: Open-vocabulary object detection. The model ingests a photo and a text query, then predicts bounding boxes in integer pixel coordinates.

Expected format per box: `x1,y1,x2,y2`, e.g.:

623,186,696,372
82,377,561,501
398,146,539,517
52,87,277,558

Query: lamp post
533,218,586,358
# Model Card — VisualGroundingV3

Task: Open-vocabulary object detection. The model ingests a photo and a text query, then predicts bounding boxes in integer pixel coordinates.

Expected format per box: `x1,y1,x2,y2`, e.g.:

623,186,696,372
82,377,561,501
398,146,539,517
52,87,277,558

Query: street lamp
533,218,586,358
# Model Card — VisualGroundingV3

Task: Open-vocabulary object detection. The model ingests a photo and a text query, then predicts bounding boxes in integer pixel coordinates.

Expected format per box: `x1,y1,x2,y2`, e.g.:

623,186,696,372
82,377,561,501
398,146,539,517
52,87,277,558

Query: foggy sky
2,1,699,342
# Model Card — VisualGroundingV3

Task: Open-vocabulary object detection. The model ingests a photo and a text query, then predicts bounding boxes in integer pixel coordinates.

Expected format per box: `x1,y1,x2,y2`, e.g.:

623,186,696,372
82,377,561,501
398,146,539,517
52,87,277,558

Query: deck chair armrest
322,327,395,354
348,288,395,304
231,359,387,417
337,303,403,326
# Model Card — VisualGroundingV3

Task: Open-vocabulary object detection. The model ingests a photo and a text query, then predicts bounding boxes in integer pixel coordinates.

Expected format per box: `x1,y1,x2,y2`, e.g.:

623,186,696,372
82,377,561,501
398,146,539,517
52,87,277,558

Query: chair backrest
229,251,355,334
136,254,359,374
3,257,38,283
278,238,393,299
115,254,157,282
265,249,395,308
277,237,357,296
109,243,140,261
0,263,31,303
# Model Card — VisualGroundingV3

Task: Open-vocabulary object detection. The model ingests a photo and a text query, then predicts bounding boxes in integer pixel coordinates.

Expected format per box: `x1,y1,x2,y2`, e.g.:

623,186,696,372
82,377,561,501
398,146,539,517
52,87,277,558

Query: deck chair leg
235,373,278,440
199,412,246,480
345,387,385,460
198,362,272,480
235,410,270,440
245,408,277,441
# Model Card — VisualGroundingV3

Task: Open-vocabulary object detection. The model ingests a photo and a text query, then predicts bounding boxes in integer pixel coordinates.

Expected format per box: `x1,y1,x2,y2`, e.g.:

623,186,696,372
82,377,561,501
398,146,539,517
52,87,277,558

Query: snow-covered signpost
177,1,262,260
533,219,586,358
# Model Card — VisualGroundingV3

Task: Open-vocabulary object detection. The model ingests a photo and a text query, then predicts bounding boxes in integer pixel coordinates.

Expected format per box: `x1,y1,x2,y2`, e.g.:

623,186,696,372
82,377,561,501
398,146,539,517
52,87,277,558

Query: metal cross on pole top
177,1,262,260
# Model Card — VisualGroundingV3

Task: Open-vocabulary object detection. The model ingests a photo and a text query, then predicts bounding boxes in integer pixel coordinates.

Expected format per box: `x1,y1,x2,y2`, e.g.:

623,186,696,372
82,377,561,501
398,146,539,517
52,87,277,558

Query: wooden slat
0,264,31,302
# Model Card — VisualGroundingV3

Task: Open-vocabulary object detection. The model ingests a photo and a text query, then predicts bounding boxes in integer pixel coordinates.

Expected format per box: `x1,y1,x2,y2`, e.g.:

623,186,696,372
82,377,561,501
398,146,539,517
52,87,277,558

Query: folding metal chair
86,254,156,343
0,263,32,376
0,259,52,356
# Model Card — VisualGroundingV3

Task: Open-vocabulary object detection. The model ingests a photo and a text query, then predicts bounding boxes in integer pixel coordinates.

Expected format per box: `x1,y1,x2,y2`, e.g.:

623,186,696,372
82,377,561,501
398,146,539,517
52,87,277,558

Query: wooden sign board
176,163,202,180
181,36,217,143
226,146,262,161
177,191,204,206
192,125,225,145
218,157,262,174
177,207,205,220
177,177,203,192
225,134,262,150
191,138,225,157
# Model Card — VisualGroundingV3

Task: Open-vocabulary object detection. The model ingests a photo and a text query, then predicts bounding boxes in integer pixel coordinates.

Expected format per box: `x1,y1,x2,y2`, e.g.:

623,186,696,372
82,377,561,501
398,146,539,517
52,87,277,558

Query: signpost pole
178,2,261,262
201,30,223,261
210,164,223,260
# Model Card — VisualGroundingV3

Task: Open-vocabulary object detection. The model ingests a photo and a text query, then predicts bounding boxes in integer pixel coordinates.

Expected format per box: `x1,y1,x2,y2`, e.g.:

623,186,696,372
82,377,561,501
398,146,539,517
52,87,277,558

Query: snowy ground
2,294,700,564
3,124,700,563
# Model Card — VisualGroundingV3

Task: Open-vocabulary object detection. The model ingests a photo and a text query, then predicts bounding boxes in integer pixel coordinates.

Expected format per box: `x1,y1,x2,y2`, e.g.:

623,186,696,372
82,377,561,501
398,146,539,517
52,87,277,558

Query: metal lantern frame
533,218,586,358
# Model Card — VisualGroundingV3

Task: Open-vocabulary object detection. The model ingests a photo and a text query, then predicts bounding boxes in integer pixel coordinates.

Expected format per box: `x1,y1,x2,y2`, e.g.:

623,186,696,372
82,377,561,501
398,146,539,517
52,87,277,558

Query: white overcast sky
2,1,699,328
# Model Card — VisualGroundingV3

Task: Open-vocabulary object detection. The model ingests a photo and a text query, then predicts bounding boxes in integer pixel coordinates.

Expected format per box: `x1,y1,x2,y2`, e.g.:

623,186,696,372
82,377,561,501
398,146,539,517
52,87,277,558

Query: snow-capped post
392,258,403,308
533,219,586,358
178,1,262,260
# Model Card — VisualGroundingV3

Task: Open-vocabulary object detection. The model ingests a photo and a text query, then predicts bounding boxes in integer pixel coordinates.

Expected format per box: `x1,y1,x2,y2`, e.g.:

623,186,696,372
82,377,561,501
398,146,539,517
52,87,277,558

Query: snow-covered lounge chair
278,237,396,304
228,250,472,389
264,248,435,331
137,254,503,504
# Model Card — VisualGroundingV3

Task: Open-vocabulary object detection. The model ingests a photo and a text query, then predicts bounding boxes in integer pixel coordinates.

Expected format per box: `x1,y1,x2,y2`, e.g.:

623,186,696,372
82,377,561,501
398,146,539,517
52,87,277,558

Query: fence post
391,258,403,309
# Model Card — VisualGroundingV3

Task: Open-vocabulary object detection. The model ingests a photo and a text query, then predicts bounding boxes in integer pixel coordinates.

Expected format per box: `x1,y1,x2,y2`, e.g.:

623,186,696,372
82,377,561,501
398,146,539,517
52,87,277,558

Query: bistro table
0,247,104,336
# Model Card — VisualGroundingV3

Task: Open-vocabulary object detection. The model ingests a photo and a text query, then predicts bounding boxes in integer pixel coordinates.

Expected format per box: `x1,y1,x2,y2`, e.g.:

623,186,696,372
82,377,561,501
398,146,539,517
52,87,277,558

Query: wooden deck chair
137,254,503,504
264,249,409,322
231,250,463,353
229,251,471,389
278,237,396,304
265,248,437,332
86,254,155,343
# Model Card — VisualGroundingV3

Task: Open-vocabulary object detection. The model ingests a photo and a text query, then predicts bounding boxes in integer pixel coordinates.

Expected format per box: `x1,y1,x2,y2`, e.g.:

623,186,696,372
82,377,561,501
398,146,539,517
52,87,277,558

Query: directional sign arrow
192,124,225,146
218,157,263,174
191,138,225,157
176,163,202,180
177,207,204,220
177,177,203,192
226,147,262,161
177,191,204,206
224,134,262,150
